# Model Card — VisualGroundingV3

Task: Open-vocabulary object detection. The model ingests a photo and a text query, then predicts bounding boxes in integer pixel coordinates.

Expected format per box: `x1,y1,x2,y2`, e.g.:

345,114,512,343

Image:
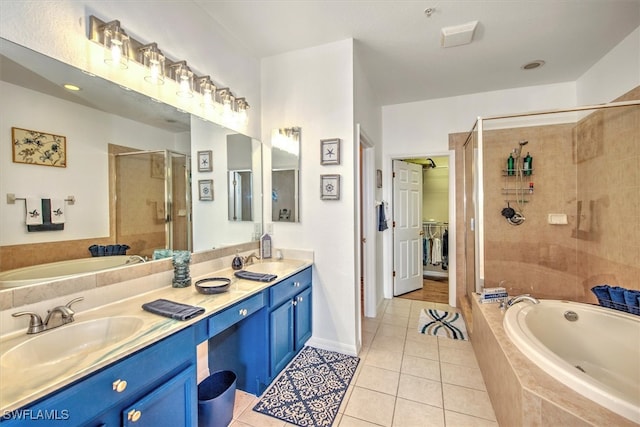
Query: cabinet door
269,300,294,376
294,286,312,351
122,367,196,427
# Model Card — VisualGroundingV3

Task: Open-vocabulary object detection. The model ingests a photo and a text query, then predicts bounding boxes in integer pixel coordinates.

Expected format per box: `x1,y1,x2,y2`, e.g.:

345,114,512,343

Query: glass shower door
115,150,191,258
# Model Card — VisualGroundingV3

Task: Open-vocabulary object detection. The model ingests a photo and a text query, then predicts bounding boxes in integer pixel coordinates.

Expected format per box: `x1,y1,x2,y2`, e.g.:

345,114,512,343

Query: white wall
354,42,385,318
0,0,261,139
577,26,640,105
262,39,358,355
0,81,179,245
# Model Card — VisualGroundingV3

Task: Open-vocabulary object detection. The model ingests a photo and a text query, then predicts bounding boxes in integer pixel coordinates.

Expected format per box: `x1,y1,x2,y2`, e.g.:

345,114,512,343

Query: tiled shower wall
483,89,639,302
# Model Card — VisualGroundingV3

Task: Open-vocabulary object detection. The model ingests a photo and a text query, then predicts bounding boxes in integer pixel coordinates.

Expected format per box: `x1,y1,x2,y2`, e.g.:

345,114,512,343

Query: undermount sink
243,260,304,274
1,316,143,370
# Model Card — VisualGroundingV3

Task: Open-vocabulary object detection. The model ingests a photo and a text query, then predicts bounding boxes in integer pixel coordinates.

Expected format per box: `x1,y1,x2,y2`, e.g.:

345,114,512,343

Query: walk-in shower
462,98,640,298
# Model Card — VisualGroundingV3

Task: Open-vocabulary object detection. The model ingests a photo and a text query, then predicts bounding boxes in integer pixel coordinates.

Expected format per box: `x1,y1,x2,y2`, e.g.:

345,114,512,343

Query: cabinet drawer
15,327,195,426
208,292,265,337
269,267,312,308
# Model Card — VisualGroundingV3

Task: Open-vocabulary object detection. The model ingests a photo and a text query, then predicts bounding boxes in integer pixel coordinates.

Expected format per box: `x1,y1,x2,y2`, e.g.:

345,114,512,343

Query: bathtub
504,299,640,423
0,256,144,288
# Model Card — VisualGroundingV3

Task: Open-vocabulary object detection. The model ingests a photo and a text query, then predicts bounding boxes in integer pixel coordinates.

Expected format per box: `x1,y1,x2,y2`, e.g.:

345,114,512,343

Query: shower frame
114,149,192,256
462,99,640,296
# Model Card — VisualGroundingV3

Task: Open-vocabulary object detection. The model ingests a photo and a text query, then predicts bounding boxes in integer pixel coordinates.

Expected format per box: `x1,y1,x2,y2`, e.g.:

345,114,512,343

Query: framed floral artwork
12,127,66,167
199,179,214,201
320,174,340,200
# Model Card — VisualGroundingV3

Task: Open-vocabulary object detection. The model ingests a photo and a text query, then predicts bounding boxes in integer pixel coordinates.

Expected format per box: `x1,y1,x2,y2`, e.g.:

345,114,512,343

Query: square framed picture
197,150,213,172
320,174,340,200
320,138,340,165
198,179,214,201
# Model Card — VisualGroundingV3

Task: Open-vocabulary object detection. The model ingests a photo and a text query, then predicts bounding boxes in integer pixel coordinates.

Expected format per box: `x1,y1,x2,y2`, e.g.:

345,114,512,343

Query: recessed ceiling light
63,83,81,91
521,60,545,70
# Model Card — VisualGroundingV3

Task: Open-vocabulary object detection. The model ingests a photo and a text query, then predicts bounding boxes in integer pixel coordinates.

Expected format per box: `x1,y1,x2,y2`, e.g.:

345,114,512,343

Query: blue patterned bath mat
253,346,360,427
419,309,468,340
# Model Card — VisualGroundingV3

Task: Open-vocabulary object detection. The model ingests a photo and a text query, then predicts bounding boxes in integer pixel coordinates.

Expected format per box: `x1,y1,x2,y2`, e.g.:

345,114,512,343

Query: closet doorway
395,156,450,304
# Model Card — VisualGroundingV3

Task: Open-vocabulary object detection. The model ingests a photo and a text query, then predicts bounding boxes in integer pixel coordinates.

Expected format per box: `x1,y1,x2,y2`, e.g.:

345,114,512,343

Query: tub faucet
506,294,540,308
126,255,147,264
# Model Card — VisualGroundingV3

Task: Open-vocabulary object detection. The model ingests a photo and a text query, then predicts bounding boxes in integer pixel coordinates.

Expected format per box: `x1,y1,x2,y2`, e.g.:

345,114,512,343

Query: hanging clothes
441,229,449,270
431,237,442,265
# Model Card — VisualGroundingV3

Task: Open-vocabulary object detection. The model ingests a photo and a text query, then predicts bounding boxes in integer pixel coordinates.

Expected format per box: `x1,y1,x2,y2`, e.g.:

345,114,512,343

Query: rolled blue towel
142,299,205,321
234,270,278,282
623,290,640,307
591,285,612,308
609,286,626,303
623,290,640,315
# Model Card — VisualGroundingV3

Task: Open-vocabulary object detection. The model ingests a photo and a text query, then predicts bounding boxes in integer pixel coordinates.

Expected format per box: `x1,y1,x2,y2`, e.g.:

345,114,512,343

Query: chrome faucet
242,252,261,266
500,294,540,311
12,297,84,334
126,255,147,264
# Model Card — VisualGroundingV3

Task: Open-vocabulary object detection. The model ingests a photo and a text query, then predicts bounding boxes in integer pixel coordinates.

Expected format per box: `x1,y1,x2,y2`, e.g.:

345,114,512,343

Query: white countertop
0,258,312,413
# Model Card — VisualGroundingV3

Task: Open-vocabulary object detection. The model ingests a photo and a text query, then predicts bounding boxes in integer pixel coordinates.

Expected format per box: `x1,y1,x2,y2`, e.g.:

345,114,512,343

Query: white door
393,160,423,296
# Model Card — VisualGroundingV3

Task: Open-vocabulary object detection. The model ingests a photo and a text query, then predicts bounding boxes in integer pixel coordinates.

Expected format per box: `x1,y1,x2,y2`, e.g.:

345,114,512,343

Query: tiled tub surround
471,296,636,427
0,248,312,413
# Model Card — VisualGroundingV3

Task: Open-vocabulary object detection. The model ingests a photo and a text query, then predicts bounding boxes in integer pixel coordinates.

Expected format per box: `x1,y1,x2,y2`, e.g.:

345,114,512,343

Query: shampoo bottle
523,152,532,176
507,154,515,176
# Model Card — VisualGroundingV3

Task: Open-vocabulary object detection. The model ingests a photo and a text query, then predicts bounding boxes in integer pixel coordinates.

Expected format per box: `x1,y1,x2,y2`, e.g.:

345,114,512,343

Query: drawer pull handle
127,409,142,422
292,300,297,306
239,308,248,316
293,281,301,288
298,296,303,302
112,379,128,393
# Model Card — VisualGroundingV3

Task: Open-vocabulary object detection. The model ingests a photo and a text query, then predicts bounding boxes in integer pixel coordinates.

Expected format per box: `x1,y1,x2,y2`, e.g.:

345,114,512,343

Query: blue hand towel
234,270,278,282
378,203,388,232
591,285,612,308
142,299,205,321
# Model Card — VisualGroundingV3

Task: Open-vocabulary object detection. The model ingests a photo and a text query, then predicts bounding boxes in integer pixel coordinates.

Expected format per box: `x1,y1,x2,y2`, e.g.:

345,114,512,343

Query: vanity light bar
88,15,249,120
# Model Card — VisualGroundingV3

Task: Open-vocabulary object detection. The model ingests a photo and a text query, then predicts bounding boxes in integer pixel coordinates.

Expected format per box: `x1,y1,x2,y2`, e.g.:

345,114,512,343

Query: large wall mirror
0,37,262,287
271,127,301,222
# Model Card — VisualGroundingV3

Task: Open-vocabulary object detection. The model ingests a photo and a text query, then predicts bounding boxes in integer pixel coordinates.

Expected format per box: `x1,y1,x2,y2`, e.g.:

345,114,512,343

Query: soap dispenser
260,233,272,259
231,250,243,270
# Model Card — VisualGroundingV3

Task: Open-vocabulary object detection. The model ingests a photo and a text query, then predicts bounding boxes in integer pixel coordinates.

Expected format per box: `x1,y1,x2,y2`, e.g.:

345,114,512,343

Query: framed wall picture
197,150,213,172
150,153,164,179
198,179,214,201
376,169,383,188
12,127,67,168
320,138,340,165
320,174,340,200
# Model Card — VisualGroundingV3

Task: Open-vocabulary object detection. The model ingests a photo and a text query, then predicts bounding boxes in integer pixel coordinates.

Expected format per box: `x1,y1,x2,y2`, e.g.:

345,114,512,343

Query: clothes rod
6,194,76,205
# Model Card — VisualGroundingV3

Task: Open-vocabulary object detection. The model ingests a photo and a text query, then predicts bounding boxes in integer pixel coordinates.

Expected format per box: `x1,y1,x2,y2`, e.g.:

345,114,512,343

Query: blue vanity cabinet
205,290,270,396
1,327,197,427
268,267,312,378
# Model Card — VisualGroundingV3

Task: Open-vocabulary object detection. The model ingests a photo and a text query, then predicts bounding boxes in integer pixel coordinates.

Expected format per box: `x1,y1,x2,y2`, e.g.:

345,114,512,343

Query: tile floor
230,298,498,427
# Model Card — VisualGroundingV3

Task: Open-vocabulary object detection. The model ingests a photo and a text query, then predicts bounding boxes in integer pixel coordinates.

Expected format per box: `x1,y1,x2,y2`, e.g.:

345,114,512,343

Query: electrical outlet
266,223,274,234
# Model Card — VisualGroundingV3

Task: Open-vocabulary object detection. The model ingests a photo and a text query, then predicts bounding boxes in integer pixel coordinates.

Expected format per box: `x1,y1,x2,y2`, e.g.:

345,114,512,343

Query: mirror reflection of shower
114,149,192,259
